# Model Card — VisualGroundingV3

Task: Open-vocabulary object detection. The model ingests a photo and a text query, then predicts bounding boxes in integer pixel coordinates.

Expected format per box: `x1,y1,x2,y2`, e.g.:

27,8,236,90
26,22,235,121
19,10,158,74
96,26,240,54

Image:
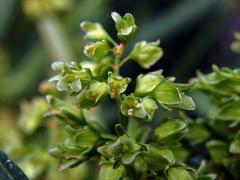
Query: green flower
129,40,163,68
120,94,146,119
49,61,92,93
80,21,109,40
84,40,110,60
78,81,107,109
107,72,131,99
111,12,137,42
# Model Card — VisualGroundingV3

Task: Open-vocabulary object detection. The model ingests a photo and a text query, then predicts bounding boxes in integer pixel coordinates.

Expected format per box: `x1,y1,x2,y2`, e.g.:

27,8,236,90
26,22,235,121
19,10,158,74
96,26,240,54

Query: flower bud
78,81,107,109
135,70,163,96
111,12,137,42
80,21,108,40
129,40,163,68
107,73,131,99
84,40,110,60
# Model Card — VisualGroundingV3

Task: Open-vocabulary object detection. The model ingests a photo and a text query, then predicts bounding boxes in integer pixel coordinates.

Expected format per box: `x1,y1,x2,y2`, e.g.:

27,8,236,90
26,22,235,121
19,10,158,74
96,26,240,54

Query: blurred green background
0,0,240,179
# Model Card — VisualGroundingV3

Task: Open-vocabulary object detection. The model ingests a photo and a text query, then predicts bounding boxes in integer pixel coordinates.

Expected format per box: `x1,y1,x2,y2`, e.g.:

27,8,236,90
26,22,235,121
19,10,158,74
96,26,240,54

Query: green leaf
111,12,137,42
153,81,181,105
129,40,163,68
99,162,125,180
167,167,193,180
153,120,188,144
135,70,163,95
84,40,110,60
143,146,175,171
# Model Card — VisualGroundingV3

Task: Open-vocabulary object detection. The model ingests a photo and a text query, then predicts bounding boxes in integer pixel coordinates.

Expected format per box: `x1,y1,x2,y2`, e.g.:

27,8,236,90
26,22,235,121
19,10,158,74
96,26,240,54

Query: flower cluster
44,12,209,180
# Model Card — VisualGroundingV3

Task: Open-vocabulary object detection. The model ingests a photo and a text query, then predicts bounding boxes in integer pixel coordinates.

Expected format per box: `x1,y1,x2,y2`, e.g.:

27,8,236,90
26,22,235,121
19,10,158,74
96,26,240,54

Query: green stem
114,57,120,75
119,56,130,67
107,36,117,46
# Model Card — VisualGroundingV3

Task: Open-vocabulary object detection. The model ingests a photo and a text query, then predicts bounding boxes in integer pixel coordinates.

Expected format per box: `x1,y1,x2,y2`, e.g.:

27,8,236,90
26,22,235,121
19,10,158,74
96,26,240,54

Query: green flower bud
135,70,164,96
153,80,181,105
111,12,137,42
142,97,158,121
153,120,188,144
129,40,163,68
107,73,131,99
78,81,107,109
120,94,146,119
84,40,110,60
80,21,109,40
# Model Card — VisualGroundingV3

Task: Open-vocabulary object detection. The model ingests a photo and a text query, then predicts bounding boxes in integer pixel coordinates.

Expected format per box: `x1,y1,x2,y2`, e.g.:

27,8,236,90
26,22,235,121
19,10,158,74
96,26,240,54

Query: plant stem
107,36,118,46
119,56,130,67
114,57,120,75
